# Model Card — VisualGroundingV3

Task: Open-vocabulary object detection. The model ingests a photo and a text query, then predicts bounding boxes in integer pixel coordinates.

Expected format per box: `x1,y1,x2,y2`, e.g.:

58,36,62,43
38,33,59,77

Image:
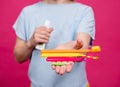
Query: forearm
14,38,34,63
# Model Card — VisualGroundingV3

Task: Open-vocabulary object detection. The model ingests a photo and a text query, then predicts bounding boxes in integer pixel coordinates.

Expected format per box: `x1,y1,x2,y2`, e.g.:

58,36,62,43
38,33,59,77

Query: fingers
35,33,49,42
66,61,74,73
52,62,74,75
33,26,53,44
59,65,66,75
55,66,61,73
74,40,83,49
53,64,66,75
51,62,56,70
47,27,53,33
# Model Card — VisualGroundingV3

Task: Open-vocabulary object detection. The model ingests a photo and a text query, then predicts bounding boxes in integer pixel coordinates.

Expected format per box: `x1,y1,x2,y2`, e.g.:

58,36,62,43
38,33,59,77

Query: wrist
26,40,35,49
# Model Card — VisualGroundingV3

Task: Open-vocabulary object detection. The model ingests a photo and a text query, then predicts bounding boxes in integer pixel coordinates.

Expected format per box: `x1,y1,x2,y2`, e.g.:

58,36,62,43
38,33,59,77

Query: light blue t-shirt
13,1,95,87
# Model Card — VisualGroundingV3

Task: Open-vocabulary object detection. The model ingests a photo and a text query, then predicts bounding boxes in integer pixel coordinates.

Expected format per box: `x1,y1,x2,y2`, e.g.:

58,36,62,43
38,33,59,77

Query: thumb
49,27,54,33
74,40,83,50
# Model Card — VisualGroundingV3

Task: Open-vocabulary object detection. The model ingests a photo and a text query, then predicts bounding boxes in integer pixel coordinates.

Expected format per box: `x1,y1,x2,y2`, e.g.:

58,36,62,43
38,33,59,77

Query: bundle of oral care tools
41,46,101,66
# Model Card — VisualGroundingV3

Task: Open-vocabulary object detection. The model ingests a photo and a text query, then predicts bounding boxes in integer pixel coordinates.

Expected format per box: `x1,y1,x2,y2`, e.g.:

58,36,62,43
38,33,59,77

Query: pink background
0,0,120,87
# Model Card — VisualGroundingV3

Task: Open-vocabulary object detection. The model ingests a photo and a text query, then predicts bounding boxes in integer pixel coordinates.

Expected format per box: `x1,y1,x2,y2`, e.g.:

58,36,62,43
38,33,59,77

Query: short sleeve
76,7,95,40
13,9,27,41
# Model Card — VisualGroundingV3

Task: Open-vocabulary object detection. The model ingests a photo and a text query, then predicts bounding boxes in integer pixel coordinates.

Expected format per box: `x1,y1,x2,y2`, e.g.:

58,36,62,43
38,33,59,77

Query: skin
14,0,91,75
51,33,90,75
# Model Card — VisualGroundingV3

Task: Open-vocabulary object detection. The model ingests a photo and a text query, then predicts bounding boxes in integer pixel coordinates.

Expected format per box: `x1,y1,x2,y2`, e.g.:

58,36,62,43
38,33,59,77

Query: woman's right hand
27,26,53,48
14,26,53,63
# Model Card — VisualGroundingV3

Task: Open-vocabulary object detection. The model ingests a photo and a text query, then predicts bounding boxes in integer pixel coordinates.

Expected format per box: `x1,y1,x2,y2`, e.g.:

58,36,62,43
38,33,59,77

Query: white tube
35,20,51,50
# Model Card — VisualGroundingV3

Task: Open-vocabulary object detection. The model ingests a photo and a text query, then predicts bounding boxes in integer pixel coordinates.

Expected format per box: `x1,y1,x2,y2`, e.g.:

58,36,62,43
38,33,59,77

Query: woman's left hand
51,40,83,75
